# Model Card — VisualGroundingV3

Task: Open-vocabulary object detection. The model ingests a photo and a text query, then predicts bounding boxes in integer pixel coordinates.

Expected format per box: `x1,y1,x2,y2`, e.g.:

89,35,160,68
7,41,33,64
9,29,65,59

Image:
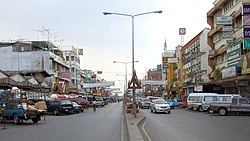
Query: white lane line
121,109,124,141
142,118,152,141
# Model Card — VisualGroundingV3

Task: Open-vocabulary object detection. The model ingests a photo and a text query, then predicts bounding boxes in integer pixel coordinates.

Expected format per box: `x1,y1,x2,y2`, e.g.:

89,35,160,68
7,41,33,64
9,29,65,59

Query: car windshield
61,100,72,105
155,100,167,104
142,98,151,102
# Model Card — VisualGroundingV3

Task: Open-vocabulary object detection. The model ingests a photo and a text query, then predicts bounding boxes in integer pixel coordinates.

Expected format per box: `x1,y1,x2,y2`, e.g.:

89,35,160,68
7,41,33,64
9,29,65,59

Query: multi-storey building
207,0,250,98
0,41,70,93
182,28,214,94
61,45,81,93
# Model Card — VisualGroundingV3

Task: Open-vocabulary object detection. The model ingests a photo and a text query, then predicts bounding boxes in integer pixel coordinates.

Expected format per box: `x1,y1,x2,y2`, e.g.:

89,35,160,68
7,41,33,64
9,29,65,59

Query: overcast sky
0,0,215,89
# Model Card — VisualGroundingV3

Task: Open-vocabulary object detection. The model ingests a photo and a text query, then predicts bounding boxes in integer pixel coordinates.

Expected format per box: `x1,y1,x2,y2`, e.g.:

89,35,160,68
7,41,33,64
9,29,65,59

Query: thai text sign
243,5,250,14
244,38,250,49
162,50,175,58
227,41,241,67
244,28,250,37
222,66,237,79
216,16,232,25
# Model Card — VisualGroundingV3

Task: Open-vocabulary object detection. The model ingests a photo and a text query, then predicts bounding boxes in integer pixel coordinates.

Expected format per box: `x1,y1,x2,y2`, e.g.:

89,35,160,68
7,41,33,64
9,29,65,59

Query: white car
150,99,171,114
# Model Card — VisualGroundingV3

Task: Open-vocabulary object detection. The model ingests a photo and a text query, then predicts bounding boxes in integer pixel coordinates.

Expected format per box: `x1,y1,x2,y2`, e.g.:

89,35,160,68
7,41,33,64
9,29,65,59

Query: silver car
150,99,171,114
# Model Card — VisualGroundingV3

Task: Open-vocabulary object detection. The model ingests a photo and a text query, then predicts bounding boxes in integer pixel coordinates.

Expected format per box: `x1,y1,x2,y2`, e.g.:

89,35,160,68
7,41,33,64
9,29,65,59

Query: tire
151,109,153,113
0,115,3,123
219,108,227,116
13,114,20,125
168,111,171,114
32,117,39,123
198,106,203,112
53,109,58,115
208,109,214,114
179,104,183,108
154,108,157,113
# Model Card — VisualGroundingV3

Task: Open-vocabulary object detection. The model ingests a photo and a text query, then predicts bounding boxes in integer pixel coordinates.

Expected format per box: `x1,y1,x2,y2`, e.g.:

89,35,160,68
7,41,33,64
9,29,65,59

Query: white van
202,94,242,112
187,93,218,111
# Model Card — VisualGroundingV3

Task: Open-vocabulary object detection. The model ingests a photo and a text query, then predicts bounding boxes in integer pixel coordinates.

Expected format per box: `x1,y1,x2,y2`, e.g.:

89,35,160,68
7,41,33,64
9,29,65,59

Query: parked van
187,93,218,111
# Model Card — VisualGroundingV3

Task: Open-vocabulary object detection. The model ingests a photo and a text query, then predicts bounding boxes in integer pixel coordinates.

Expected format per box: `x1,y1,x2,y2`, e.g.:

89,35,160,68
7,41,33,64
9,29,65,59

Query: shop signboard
227,41,242,67
162,50,175,58
222,26,233,32
243,5,250,14
242,52,250,74
244,38,250,49
216,16,232,25
222,66,237,79
243,0,250,4
168,58,178,63
162,57,168,63
59,71,71,79
243,16,250,26
244,28,250,38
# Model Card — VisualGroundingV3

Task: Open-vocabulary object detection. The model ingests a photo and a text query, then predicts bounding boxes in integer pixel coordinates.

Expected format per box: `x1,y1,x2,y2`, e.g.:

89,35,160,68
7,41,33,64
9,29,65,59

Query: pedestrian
92,96,96,112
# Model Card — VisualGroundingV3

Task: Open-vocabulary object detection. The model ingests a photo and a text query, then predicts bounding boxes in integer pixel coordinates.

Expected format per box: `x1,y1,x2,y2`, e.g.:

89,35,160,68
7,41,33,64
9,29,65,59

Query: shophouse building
0,41,70,93
207,0,250,98
61,45,81,93
182,28,214,94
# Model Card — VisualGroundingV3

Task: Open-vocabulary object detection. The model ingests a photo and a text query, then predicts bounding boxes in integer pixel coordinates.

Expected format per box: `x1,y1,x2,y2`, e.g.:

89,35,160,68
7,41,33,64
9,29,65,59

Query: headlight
155,106,160,109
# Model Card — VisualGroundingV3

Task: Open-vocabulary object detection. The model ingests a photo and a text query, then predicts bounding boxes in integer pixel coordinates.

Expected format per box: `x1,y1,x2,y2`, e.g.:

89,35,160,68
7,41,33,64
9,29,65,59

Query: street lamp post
113,61,138,99
104,10,162,117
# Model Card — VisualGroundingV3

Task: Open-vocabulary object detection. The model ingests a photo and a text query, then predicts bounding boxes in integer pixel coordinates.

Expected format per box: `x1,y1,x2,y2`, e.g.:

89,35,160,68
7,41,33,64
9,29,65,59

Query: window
66,56,69,61
218,96,231,102
223,0,234,13
232,98,237,105
239,98,249,104
71,56,74,61
213,32,222,43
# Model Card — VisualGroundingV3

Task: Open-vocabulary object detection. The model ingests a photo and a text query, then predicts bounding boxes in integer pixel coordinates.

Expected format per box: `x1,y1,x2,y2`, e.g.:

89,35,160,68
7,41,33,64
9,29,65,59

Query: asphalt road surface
0,102,123,141
141,108,250,141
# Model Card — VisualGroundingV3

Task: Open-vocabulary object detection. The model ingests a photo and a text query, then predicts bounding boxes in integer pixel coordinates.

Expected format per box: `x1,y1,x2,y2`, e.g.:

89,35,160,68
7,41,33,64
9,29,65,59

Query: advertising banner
242,52,250,74
243,16,250,26
243,5,250,14
244,38,250,49
162,50,175,57
244,28,250,38
222,66,237,79
168,58,178,63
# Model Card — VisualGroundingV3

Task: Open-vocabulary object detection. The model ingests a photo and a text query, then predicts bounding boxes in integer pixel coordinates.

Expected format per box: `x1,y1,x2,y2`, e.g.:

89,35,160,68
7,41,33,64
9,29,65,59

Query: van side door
231,98,238,112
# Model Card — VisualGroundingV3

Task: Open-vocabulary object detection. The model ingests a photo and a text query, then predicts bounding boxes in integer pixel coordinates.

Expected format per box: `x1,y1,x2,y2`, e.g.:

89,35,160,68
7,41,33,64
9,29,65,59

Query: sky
0,0,215,90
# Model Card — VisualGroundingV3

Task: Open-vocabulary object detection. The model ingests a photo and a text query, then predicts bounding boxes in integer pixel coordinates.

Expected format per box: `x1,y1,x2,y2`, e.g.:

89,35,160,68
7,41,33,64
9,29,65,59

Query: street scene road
141,108,250,141
0,102,123,141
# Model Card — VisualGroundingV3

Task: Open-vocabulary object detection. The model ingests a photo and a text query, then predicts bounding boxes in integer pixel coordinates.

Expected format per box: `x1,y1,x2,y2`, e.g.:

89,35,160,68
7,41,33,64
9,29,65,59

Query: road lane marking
142,118,152,141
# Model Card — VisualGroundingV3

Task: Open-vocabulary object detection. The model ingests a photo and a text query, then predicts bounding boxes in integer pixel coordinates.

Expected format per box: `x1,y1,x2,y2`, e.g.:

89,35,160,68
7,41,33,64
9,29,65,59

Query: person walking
92,96,96,112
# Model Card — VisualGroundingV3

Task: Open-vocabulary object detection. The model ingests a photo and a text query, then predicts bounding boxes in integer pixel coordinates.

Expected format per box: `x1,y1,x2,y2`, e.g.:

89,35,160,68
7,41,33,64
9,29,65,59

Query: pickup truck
209,97,250,116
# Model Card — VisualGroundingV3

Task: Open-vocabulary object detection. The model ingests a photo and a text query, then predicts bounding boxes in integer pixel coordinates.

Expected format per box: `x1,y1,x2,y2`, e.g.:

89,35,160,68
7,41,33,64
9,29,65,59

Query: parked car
46,99,73,115
150,99,171,114
95,98,105,107
173,98,184,108
139,98,151,109
166,98,175,109
70,97,88,111
72,102,82,113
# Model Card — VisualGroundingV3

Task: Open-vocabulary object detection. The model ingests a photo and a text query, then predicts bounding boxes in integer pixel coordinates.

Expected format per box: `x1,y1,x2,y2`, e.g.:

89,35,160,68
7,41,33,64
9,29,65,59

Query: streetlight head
103,12,111,15
113,61,117,63
154,10,162,14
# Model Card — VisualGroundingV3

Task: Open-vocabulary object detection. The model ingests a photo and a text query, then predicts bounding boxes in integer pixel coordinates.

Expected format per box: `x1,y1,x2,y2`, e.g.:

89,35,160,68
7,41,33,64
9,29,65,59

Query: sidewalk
125,110,145,141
